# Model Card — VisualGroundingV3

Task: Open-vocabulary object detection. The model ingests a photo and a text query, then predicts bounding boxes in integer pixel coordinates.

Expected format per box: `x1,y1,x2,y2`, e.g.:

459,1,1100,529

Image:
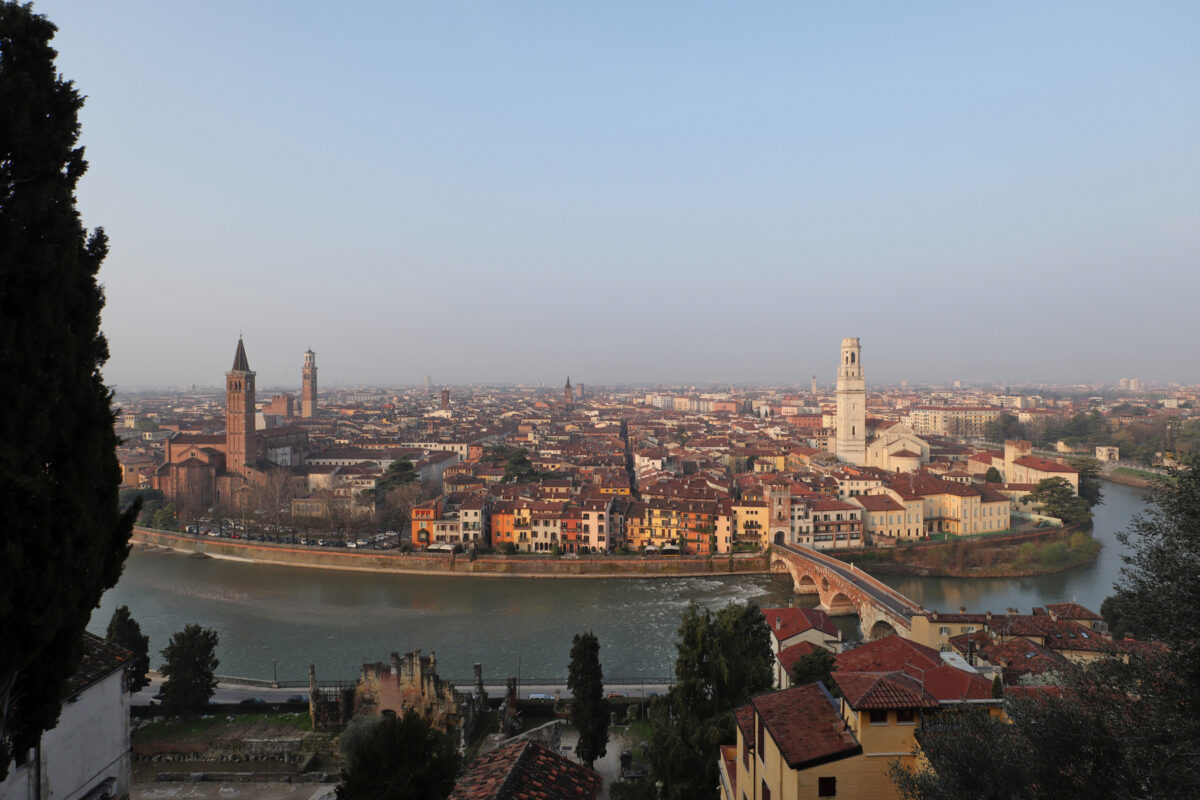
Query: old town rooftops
449,740,600,800
834,671,940,710
761,607,839,642
746,683,862,770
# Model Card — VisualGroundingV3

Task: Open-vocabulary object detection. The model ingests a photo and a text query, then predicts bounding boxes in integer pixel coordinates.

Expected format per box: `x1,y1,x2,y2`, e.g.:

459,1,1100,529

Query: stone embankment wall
131,528,770,579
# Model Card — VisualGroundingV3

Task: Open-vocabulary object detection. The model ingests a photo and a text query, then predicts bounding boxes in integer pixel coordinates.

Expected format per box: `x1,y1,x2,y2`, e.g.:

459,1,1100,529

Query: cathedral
155,339,313,512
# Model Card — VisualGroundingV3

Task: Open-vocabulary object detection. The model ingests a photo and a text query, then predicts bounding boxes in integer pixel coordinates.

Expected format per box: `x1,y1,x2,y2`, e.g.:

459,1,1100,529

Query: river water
86,482,1149,684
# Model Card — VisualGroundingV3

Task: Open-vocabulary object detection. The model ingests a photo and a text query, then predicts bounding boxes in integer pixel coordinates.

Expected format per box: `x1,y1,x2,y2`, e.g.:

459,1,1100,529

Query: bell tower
564,377,573,407
835,337,866,465
301,348,318,418
226,338,258,476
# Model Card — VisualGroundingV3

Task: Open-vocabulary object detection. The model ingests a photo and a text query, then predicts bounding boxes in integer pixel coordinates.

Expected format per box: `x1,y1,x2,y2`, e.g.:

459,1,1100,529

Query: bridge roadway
770,542,924,636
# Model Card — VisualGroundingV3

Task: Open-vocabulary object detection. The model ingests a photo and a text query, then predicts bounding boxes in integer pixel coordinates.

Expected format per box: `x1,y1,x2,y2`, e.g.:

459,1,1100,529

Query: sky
30,1,1200,389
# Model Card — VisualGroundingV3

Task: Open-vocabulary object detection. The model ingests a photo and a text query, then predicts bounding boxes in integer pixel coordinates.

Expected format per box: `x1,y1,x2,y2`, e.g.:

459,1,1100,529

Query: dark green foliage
151,503,177,530
983,413,1025,444
1112,453,1200,678
789,647,837,691
646,602,773,800
120,487,165,525
503,448,541,483
567,632,608,769
105,606,149,692
159,625,219,716
983,466,1002,483
1021,477,1092,524
374,458,417,499
1099,592,1142,641
1067,456,1104,508
336,711,459,800
0,2,136,778
990,674,1002,699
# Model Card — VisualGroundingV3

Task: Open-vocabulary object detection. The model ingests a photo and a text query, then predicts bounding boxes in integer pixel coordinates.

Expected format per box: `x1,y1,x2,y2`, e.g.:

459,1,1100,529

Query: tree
1021,477,1091,524
646,602,773,800
0,4,137,778
983,466,1002,483
1067,456,1104,508
151,503,177,530
789,647,837,690
159,625,219,716
567,632,608,769
983,413,1024,444
375,458,418,498
105,606,150,692
1110,453,1200,678
503,448,541,483
336,711,459,800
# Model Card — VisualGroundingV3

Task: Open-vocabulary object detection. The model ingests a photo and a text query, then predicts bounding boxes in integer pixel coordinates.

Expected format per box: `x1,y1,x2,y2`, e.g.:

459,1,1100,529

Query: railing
212,674,674,688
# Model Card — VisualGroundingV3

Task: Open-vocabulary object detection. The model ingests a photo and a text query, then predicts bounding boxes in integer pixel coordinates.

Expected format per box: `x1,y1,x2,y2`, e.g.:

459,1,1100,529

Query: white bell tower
835,337,866,465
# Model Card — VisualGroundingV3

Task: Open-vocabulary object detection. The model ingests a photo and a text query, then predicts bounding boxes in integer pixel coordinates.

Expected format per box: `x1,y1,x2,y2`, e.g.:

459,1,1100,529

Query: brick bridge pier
769,543,923,640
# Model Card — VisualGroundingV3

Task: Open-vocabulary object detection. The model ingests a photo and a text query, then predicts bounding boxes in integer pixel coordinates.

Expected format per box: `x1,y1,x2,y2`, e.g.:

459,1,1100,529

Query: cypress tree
105,606,150,692
567,631,608,769
0,2,136,777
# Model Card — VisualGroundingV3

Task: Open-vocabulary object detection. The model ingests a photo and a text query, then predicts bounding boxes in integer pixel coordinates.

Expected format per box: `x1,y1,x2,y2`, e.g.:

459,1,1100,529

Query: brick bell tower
301,348,318,418
226,338,258,476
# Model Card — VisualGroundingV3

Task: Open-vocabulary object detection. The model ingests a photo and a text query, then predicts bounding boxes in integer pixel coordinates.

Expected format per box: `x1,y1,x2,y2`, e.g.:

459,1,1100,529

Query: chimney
776,616,782,630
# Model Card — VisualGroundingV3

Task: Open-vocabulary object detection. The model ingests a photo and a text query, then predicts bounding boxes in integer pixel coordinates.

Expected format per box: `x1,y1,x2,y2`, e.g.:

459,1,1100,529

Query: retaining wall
132,528,771,579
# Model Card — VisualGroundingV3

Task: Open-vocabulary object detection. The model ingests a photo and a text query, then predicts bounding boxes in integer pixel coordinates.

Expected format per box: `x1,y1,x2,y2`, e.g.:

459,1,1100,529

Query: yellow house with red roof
720,635,999,800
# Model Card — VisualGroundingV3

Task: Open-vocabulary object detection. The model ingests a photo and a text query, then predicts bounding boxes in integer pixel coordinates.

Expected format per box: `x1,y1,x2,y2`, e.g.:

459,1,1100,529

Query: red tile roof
1044,602,1102,622
835,635,942,673
834,671,940,710
1013,455,1077,474
777,641,823,675
450,740,600,800
762,607,840,643
746,684,862,769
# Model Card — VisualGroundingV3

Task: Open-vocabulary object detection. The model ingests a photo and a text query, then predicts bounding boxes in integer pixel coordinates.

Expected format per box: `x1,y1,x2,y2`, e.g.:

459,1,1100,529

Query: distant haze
33,1,1200,387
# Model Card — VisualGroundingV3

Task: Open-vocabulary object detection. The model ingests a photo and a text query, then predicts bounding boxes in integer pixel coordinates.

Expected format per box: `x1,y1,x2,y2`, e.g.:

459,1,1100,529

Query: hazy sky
33,1,1200,388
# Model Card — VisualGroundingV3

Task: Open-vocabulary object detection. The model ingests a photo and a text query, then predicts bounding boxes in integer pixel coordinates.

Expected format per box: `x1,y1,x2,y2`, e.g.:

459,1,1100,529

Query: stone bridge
769,543,924,640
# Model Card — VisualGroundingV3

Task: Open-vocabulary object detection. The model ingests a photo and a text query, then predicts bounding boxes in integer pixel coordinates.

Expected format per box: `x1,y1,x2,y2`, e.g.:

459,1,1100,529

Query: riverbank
1105,468,1161,488
843,524,1101,578
131,527,771,579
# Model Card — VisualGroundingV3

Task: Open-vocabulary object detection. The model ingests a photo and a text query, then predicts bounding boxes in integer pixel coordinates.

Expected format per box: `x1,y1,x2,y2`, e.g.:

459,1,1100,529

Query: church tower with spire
564,377,573,407
226,338,258,476
301,348,318,418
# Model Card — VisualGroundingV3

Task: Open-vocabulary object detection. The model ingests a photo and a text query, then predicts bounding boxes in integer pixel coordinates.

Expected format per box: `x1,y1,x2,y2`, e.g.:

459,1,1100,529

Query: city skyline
32,1,1200,386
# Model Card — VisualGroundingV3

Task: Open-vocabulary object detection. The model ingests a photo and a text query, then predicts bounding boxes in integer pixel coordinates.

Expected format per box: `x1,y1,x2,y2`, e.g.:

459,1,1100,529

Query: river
86,481,1149,684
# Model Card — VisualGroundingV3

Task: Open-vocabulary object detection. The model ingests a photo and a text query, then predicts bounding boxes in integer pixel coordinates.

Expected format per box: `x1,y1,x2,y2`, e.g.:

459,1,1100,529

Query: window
818,776,837,797
741,732,749,770
939,626,950,636
897,708,915,724
756,715,765,759
761,780,771,800
869,709,888,725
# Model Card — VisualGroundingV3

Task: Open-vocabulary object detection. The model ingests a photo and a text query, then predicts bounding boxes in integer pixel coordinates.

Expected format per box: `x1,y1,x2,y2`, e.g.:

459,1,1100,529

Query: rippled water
87,481,1147,683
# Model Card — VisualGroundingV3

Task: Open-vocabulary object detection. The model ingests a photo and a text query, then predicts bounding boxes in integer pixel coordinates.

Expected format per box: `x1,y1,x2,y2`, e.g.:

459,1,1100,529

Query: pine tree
336,711,460,800
106,606,150,692
160,625,220,717
0,2,136,778
567,631,608,769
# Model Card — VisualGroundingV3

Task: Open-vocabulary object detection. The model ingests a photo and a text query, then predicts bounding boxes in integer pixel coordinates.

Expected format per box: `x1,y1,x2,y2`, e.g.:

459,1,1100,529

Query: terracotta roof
762,607,840,643
450,740,600,800
777,641,823,675
747,684,862,769
836,635,942,673
1044,603,1102,621
69,632,132,696
854,495,904,512
834,671,940,710
1013,455,1077,474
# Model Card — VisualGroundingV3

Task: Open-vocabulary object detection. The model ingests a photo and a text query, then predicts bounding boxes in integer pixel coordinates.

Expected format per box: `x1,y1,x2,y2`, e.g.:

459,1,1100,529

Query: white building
0,633,132,800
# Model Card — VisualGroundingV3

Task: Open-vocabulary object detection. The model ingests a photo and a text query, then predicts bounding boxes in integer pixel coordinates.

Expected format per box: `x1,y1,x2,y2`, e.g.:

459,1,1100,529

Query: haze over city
36,1,1200,387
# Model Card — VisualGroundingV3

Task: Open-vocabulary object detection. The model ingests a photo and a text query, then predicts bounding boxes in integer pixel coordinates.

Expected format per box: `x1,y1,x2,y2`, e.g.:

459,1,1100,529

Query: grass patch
1111,467,1166,483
